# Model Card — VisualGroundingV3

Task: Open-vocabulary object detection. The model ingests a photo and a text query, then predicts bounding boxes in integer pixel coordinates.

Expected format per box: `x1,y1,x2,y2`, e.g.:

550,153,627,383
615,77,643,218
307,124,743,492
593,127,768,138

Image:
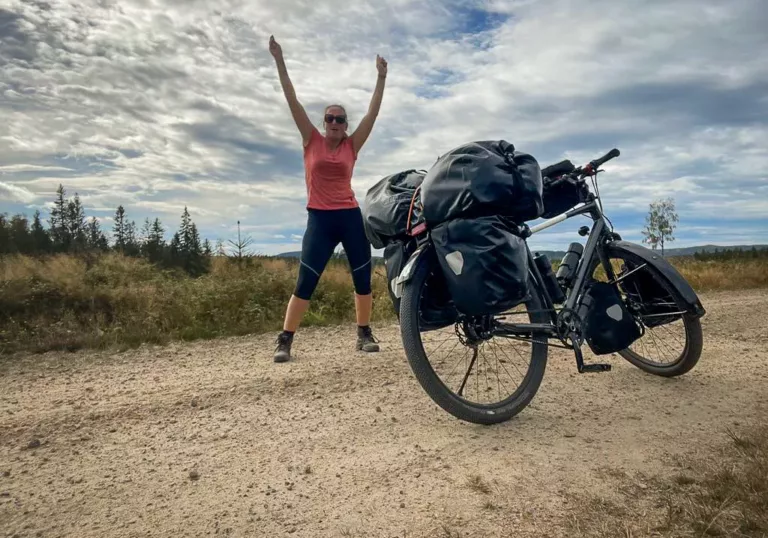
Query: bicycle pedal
579,363,612,373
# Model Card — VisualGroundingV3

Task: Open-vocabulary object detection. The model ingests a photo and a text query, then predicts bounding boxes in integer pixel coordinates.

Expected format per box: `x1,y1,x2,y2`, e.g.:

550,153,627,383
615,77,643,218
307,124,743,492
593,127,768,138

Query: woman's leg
282,295,310,333
274,210,338,362
340,208,379,352
354,293,373,327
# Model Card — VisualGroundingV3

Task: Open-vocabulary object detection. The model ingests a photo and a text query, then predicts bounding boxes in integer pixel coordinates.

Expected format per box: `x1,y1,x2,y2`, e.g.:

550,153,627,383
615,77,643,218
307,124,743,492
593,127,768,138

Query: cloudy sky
1,0,766,254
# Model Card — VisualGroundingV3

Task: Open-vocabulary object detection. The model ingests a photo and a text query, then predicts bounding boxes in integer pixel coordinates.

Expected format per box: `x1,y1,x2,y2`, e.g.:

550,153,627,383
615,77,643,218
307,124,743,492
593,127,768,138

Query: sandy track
1,289,767,537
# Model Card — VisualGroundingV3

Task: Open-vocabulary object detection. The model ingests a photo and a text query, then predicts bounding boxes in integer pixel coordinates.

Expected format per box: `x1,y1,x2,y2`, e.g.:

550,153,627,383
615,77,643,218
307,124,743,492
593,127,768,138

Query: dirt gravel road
1,289,767,537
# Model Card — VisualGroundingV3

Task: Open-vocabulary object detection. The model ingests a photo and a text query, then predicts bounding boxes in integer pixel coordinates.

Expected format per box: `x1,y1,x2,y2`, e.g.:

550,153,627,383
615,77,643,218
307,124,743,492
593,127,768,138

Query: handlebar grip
591,148,620,168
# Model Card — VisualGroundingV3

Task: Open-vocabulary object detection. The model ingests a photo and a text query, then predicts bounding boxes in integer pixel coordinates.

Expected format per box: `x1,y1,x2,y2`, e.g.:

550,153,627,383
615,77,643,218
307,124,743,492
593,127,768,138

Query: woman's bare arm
270,36,314,146
351,55,388,155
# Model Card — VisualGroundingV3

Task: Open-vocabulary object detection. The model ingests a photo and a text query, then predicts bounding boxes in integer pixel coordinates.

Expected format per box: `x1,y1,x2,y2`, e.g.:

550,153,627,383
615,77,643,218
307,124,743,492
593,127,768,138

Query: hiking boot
273,332,293,363
356,326,380,352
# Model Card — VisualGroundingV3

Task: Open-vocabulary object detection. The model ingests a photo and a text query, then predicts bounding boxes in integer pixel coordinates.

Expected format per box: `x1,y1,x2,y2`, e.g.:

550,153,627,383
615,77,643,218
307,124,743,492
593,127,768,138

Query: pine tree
169,231,182,265
189,223,202,255
169,207,209,276
180,207,193,252
169,207,191,271
86,218,109,252
113,205,127,252
139,218,152,251
203,239,212,258
9,214,33,254
125,220,140,256
31,210,52,254
67,193,87,252
144,218,166,264
0,214,11,254
187,223,208,276
227,220,253,262
49,184,70,251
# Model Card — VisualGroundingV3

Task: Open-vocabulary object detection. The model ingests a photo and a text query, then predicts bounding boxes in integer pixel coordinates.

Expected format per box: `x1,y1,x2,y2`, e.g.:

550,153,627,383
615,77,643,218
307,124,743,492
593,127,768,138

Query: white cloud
0,0,766,253
0,181,37,203
0,164,74,173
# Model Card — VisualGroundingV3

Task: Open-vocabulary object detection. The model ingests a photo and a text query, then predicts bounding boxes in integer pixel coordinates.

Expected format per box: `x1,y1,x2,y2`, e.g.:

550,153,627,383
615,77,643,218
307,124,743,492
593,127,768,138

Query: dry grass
0,252,765,355
0,253,394,355
466,474,493,495
672,258,768,291
566,423,768,537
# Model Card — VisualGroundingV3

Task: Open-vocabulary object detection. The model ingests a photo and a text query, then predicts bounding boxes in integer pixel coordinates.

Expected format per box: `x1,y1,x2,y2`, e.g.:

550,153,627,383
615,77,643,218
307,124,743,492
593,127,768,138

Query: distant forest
0,184,213,276
689,247,768,261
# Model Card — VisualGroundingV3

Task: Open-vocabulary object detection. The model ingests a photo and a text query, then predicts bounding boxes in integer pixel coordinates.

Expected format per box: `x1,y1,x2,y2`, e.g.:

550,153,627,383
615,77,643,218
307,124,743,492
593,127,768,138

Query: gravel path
1,289,767,537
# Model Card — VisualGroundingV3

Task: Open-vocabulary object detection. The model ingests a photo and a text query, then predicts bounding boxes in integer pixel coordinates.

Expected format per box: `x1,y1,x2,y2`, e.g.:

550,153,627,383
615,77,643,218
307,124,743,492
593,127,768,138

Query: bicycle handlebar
543,148,621,190
590,148,620,169
577,148,621,177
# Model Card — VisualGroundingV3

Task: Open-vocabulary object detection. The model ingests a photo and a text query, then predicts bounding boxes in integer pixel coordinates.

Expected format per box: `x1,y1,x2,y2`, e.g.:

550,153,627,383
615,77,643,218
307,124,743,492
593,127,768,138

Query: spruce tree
49,184,70,251
125,220,140,256
9,215,33,254
86,218,109,252
67,193,87,252
145,218,166,264
0,214,11,254
113,206,127,252
31,210,52,254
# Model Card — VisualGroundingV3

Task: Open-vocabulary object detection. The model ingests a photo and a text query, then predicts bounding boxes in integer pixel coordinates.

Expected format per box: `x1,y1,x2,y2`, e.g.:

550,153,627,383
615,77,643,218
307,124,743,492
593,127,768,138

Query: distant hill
275,244,768,261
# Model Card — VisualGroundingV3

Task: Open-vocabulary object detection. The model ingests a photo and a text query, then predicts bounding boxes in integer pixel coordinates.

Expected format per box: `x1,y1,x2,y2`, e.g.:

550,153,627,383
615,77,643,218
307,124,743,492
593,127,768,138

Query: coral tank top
303,128,359,210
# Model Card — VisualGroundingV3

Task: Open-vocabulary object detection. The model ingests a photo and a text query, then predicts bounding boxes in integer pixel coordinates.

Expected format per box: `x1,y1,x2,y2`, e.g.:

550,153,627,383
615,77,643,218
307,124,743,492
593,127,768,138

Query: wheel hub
457,316,494,347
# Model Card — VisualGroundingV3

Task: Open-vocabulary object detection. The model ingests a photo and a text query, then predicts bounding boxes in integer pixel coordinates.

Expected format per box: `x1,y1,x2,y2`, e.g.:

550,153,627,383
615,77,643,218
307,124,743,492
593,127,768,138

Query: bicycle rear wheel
399,250,549,425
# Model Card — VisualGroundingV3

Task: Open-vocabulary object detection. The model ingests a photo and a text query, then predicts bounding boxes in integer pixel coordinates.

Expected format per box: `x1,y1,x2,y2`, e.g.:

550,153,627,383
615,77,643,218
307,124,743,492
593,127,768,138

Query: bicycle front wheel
592,245,703,377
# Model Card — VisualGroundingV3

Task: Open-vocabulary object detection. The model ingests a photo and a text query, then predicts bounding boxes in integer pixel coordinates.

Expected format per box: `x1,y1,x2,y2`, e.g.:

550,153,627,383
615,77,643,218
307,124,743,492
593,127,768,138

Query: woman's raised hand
269,35,283,60
376,55,387,77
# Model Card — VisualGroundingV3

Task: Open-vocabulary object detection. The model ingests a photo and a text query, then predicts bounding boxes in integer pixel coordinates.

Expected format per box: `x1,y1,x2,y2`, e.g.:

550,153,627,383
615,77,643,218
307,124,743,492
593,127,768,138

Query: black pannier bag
419,264,460,331
383,239,416,317
618,261,682,328
382,238,458,330
420,140,544,226
579,281,643,355
540,159,585,219
362,169,426,249
431,215,529,316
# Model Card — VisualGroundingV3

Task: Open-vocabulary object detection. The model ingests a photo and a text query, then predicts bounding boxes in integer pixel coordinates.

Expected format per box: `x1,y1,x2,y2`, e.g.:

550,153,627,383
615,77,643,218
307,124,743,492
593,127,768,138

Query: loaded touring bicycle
364,144,706,425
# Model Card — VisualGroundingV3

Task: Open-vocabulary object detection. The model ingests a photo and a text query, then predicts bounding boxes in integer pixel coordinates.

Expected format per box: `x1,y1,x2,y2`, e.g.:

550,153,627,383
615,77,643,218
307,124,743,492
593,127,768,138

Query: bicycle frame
492,195,610,330
524,195,614,327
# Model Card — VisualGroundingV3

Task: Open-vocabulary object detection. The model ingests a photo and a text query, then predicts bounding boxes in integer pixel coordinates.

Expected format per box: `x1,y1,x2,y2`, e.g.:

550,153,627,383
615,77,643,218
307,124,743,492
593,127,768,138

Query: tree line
691,246,768,261
0,185,213,276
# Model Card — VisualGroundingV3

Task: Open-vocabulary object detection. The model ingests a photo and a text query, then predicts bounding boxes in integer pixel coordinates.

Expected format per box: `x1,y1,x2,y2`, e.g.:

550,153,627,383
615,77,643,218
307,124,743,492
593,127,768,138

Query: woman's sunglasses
324,114,347,125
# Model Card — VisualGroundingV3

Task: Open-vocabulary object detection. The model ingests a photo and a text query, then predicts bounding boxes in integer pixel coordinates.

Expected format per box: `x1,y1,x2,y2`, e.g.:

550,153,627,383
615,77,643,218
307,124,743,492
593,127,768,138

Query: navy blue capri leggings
294,207,372,300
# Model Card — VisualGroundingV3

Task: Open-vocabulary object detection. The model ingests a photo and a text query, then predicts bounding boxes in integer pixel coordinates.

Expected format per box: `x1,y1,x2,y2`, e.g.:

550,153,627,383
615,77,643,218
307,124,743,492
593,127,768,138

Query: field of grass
1,252,766,355
0,253,395,355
